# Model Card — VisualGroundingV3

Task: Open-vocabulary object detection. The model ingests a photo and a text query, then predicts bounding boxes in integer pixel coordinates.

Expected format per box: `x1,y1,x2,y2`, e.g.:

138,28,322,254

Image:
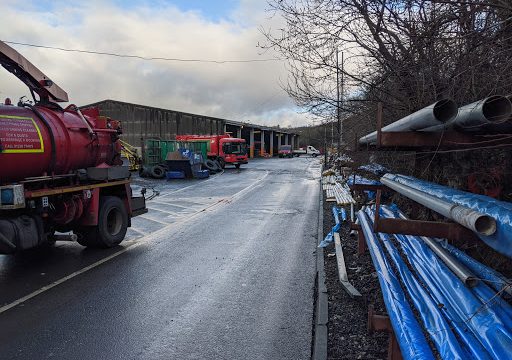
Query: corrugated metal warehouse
83,99,299,157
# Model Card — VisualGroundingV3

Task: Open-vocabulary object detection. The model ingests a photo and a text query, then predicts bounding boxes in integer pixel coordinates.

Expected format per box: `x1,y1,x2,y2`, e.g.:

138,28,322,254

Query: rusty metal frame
379,131,512,149
349,222,367,256
368,305,403,360
373,190,480,243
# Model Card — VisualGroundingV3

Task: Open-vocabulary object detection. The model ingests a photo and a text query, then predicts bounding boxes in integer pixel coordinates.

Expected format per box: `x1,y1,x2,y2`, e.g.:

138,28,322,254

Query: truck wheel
235,164,241,169
77,196,128,248
312,153,318,157
217,157,226,169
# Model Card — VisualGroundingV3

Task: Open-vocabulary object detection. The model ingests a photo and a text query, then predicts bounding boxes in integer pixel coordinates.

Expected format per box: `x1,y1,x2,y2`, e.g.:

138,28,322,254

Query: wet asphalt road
0,157,321,360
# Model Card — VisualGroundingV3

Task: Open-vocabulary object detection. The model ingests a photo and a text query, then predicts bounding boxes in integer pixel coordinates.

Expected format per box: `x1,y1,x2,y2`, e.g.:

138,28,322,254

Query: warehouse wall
86,100,225,146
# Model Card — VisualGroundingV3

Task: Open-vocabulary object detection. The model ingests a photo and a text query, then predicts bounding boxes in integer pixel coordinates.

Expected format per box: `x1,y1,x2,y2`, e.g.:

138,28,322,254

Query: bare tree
261,0,512,136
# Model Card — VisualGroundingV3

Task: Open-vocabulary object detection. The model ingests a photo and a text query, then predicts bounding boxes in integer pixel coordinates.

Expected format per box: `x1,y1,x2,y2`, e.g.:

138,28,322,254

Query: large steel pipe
455,95,512,129
359,99,457,145
423,95,512,132
481,94,512,133
380,176,496,236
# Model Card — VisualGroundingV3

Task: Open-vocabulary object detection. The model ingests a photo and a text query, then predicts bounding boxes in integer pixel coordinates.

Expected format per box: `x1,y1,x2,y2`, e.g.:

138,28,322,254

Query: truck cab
176,134,248,169
221,138,249,168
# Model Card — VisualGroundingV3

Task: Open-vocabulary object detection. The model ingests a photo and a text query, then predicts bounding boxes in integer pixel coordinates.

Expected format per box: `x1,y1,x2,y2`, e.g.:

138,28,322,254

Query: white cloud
0,0,311,127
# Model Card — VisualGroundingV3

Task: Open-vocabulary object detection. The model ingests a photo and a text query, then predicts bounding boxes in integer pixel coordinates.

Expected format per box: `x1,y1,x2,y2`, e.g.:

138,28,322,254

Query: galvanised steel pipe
455,95,512,129
423,95,512,132
384,174,512,258
420,235,479,287
441,240,512,296
380,175,496,236
359,99,458,145
379,206,479,288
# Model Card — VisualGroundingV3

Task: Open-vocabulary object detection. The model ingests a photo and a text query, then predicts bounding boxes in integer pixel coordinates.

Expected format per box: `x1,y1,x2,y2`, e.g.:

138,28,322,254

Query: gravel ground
323,200,389,360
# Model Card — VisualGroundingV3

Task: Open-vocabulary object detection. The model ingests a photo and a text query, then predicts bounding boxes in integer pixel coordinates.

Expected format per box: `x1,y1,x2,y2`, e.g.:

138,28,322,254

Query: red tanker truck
176,134,248,169
0,40,146,254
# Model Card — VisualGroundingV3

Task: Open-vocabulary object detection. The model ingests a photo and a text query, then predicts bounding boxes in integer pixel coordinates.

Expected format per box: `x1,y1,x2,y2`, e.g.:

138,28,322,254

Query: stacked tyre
204,159,222,173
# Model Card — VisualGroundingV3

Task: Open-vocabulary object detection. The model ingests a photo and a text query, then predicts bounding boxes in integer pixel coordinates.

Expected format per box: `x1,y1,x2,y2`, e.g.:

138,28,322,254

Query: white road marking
137,216,170,225
0,170,268,315
144,207,180,216
127,227,145,235
148,200,191,208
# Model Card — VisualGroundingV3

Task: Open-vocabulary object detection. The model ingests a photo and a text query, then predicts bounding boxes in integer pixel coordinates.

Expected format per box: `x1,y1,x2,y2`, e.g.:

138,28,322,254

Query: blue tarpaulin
383,173,512,259
347,175,381,200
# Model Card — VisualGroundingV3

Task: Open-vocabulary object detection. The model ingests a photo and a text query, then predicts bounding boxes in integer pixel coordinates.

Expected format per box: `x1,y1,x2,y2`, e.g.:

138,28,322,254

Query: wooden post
376,102,383,148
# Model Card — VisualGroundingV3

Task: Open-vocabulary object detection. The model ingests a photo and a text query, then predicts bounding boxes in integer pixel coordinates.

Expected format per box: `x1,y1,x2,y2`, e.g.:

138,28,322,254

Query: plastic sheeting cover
347,175,382,200
366,208,471,359
319,223,339,248
380,205,512,359
358,163,389,176
383,173,512,258
441,240,512,295
320,208,347,248
357,210,435,360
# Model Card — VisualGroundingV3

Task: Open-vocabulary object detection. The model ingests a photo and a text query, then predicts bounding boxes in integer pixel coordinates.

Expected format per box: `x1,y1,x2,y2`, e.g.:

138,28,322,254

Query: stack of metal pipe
359,96,512,145
358,205,512,359
382,173,511,259
322,173,355,205
332,183,355,205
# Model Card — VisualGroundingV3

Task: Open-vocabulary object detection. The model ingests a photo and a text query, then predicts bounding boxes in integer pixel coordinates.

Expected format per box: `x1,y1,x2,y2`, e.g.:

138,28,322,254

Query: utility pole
336,50,343,158
324,121,328,165
331,121,334,151
341,51,344,151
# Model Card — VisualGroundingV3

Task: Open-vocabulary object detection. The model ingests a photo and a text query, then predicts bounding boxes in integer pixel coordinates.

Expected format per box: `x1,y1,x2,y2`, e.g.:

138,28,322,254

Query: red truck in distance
278,145,293,158
176,134,248,169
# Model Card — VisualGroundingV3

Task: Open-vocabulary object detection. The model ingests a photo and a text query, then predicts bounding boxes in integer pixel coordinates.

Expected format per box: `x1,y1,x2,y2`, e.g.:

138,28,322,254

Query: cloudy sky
0,0,312,127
